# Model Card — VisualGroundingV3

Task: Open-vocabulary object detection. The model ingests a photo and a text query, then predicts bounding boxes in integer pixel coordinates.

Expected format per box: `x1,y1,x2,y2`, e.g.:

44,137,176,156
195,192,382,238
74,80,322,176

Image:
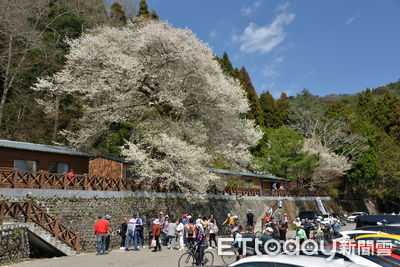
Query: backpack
187,225,195,237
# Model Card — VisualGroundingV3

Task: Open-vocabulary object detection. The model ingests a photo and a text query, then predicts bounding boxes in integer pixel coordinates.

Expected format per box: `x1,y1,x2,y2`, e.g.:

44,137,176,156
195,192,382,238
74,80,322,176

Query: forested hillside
1,0,399,210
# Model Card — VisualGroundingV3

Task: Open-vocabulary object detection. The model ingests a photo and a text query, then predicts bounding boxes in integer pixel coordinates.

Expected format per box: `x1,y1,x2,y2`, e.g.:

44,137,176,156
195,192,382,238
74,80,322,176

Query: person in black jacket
119,217,128,249
246,209,254,227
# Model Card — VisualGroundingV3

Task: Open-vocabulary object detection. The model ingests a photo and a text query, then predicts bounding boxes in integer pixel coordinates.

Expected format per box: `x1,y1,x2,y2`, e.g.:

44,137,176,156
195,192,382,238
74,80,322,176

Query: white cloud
346,14,360,24
210,30,217,38
241,0,263,16
262,56,285,77
262,65,279,77
232,13,295,54
274,56,285,64
275,2,290,12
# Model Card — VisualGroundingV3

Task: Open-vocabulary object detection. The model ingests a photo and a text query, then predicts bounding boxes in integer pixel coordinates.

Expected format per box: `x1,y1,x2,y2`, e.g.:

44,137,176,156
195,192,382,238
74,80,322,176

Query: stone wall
0,224,30,264
0,188,339,253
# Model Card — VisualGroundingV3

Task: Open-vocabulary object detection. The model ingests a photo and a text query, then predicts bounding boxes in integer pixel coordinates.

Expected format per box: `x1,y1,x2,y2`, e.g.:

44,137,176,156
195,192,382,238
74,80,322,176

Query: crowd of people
93,211,220,264
93,209,343,262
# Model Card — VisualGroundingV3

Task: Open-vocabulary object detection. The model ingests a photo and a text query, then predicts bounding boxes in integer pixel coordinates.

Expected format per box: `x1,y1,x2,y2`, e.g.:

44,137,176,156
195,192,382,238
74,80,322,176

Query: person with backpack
118,217,128,249
208,215,218,248
134,215,144,250
125,217,136,251
186,218,197,245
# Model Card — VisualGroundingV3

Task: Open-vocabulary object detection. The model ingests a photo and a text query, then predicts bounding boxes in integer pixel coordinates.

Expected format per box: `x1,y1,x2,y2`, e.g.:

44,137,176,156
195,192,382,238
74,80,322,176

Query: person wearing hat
152,219,162,252
125,217,137,251
259,227,274,254
94,215,109,255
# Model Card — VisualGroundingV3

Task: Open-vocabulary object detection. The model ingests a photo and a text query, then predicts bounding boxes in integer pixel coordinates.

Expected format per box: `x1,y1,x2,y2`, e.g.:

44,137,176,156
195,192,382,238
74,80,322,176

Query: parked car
297,211,322,221
321,213,335,225
332,230,386,242
356,215,400,228
347,212,368,223
357,225,400,235
332,212,347,226
354,233,400,249
229,254,379,267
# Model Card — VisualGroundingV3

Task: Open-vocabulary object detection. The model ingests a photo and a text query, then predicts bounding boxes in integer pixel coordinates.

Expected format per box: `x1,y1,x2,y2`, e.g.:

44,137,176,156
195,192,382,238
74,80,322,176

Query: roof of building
90,155,137,164
0,139,91,157
207,167,287,181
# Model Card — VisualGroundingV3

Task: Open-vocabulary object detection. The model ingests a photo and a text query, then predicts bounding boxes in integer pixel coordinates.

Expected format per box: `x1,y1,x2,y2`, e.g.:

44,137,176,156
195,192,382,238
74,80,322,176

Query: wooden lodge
0,139,319,196
89,155,136,179
0,139,90,175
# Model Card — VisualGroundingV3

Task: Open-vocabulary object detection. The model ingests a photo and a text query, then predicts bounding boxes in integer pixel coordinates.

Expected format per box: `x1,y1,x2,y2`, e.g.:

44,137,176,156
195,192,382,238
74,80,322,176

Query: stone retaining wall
0,224,30,264
0,189,337,252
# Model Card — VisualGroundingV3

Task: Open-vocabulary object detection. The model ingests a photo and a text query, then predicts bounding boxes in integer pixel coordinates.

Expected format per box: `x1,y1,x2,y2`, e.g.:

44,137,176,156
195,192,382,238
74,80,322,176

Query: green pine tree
138,0,150,17
259,91,280,128
110,2,127,26
238,67,263,125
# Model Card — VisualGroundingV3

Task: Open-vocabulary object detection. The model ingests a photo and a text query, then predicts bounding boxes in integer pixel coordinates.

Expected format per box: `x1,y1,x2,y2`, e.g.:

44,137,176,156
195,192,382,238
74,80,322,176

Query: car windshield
323,215,329,218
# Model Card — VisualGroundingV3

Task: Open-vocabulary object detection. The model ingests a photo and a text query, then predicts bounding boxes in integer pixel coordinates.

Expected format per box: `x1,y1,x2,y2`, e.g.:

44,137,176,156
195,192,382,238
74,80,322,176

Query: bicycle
221,243,239,266
178,241,214,267
221,224,232,237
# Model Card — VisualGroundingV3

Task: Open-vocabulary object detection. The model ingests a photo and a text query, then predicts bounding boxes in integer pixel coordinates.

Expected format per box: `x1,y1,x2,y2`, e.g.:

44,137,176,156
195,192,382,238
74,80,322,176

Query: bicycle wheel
178,252,195,267
203,251,214,266
221,248,237,266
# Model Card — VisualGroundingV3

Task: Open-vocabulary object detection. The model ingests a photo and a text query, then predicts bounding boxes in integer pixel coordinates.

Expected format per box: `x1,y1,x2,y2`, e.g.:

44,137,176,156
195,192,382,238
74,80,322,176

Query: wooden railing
0,168,136,191
0,199,80,253
0,168,329,197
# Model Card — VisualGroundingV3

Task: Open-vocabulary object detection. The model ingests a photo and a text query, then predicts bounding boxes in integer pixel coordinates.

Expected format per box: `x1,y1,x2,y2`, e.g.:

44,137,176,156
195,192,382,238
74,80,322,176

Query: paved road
8,224,357,267
9,247,226,267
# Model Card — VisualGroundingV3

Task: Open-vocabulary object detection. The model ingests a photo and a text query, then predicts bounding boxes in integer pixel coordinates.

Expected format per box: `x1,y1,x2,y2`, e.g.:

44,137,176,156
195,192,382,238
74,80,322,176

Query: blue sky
115,0,400,98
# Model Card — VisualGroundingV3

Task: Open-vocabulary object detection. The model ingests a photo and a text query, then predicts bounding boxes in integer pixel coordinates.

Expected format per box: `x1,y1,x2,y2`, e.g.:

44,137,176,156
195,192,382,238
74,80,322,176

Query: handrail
0,199,80,253
0,168,329,197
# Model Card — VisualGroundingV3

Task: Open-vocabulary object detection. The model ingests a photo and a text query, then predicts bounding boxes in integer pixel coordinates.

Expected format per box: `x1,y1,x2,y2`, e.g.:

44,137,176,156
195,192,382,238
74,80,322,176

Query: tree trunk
52,94,60,140
0,37,13,130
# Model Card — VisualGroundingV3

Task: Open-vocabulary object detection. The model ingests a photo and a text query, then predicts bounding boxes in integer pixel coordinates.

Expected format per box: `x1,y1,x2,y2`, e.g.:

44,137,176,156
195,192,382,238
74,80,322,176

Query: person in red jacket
152,219,162,252
94,215,109,255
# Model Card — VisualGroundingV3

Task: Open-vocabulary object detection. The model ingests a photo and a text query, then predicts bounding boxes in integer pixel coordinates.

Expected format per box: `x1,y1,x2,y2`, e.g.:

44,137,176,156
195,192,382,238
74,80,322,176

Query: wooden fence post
26,200,32,223
62,174,67,190
75,232,81,254
83,174,88,190
0,200,5,225
12,170,18,188
53,218,60,239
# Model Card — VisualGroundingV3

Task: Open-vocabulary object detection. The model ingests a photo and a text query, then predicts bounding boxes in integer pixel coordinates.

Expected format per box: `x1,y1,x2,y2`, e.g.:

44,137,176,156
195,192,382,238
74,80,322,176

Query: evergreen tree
259,91,280,128
238,67,263,125
217,52,234,76
110,2,127,26
253,127,318,182
276,92,289,125
138,0,150,17
150,9,159,20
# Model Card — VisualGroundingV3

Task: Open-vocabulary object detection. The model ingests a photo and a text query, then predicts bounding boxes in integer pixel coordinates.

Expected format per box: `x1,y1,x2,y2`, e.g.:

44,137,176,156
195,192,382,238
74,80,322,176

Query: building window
13,160,38,172
49,162,70,174
123,166,137,179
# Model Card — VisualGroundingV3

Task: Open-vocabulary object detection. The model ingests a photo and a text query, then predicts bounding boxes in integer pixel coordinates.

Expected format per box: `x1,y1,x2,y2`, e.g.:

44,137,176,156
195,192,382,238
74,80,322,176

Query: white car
347,212,368,223
321,213,335,225
229,254,378,267
332,230,387,242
